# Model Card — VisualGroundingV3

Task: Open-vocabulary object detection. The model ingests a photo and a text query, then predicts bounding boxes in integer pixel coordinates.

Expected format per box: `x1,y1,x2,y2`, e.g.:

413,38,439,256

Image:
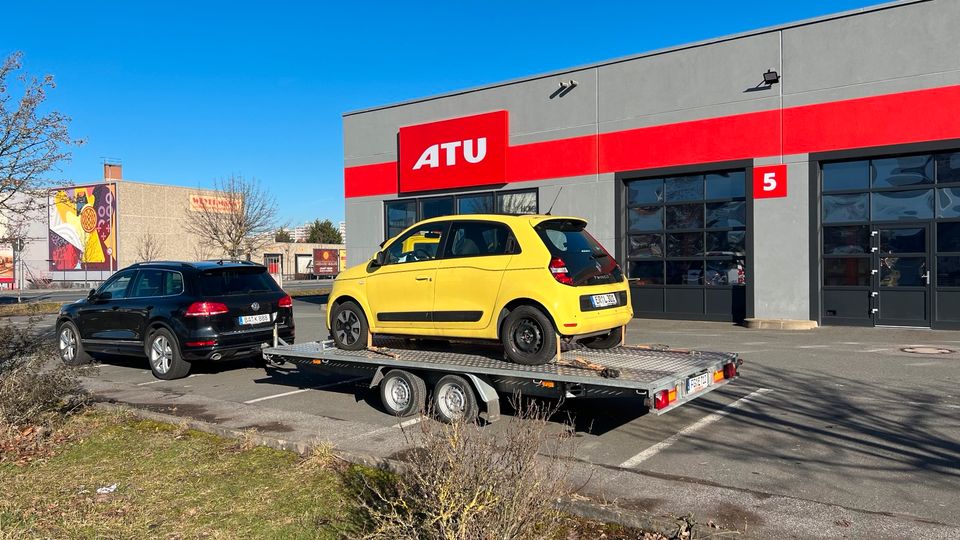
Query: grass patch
0,411,354,539
288,288,331,298
0,302,62,318
0,410,675,539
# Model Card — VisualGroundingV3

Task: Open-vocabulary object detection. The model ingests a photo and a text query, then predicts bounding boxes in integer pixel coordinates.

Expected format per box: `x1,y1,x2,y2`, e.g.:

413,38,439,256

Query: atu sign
398,110,508,193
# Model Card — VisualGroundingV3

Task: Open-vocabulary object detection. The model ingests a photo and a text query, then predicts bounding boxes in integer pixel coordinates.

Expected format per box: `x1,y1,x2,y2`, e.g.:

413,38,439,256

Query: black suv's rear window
199,267,280,296
535,220,623,286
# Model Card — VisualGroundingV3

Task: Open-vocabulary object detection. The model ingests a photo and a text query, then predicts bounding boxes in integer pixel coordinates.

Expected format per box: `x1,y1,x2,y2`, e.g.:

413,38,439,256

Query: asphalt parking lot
21,297,960,538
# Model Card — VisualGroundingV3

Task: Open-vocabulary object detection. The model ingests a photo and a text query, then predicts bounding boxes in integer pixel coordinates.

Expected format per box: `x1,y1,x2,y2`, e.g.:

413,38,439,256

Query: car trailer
262,336,742,424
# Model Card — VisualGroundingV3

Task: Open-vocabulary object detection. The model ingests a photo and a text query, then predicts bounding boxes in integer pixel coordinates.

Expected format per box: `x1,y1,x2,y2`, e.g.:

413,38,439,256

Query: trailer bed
263,337,741,417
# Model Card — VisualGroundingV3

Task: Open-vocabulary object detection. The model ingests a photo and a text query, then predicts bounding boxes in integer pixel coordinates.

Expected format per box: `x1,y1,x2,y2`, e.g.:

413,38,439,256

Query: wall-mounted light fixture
762,69,780,85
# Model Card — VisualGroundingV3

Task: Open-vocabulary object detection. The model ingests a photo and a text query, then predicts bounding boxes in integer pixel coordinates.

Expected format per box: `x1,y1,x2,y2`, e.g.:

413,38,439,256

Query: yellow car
327,214,632,365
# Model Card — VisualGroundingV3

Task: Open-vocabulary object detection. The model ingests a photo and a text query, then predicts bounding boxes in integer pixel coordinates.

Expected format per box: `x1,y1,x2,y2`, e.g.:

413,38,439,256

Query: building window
624,170,747,287
384,189,537,239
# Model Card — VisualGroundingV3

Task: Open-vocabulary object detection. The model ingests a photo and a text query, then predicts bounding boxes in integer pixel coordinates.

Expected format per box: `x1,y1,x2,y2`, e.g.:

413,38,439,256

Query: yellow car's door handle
415,276,431,281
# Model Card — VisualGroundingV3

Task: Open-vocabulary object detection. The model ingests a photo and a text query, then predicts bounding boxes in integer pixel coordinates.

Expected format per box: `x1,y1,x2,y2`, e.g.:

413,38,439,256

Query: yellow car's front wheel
331,300,368,350
501,306,557,365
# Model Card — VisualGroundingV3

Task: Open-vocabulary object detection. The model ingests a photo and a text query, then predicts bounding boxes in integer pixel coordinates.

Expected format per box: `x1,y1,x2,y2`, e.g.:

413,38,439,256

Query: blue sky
4,0,882,225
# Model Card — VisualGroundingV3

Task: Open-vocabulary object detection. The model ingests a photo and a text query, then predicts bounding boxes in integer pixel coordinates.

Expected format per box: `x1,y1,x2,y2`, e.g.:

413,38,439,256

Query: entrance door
873,224,931,326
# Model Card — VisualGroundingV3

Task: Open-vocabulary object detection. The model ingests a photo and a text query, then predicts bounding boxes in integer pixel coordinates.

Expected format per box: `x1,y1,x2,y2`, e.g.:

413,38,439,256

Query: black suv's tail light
184,301,229,317
278,295,293,308
549,257,574,286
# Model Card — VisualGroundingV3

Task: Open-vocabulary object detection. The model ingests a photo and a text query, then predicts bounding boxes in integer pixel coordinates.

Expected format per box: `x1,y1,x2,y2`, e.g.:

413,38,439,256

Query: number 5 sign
753,164,787,199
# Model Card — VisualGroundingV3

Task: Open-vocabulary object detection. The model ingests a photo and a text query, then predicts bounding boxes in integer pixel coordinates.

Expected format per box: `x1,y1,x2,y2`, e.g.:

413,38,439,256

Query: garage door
622,169,747,322
819,151,960,328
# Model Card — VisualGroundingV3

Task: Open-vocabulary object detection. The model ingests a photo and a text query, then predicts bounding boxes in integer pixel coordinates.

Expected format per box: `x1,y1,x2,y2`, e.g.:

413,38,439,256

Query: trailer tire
331,300,368,350
432,374,479,424
501,306,557,365
380,369,426,418
582,326,623,349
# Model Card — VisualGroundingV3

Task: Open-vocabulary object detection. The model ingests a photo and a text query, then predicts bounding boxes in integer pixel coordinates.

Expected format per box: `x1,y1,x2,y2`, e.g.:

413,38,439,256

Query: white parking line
136,374,202,386
347,417,424,441
619,388,774,469
242,376,365,404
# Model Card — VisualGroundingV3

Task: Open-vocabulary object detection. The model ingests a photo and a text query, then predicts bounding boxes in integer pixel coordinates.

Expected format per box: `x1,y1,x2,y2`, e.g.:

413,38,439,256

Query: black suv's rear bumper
181,327,295,361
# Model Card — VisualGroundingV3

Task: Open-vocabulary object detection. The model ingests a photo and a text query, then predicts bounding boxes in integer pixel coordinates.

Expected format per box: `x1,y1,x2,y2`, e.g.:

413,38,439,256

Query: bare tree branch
182,175,278,259
134,230,165,262
0,52,80,221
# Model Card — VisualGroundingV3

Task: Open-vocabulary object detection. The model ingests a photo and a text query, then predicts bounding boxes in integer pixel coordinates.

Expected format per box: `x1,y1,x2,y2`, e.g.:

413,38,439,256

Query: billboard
49,184,117,271
313,248,340,276
0,243,12,289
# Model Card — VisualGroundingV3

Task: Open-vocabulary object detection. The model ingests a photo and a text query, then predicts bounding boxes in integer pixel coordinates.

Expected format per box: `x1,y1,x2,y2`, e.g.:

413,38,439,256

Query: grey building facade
342,0,960,329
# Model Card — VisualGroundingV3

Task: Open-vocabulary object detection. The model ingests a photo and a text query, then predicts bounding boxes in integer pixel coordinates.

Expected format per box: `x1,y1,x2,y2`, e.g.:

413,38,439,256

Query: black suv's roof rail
205,259,261,266
128,261,196,269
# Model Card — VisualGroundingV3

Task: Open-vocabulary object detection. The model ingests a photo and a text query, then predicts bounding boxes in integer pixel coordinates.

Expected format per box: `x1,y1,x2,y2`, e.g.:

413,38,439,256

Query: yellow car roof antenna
545,186,563,216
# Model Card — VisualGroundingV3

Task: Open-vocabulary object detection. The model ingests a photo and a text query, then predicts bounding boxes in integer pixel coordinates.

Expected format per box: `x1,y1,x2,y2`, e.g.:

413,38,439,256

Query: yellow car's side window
384,227,444,265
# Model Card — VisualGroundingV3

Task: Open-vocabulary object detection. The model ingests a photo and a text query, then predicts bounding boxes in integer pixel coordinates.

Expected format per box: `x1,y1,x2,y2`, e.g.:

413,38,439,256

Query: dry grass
0,301,62,317
353,400,577,540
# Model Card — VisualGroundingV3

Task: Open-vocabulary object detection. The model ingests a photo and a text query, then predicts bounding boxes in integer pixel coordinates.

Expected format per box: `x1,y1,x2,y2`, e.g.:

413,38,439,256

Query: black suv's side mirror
87,289,97,300
374,251,386,266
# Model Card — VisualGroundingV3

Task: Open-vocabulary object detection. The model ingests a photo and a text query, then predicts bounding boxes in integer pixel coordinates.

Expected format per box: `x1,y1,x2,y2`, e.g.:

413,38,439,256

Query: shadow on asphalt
293,294,329,306
677,364,960,490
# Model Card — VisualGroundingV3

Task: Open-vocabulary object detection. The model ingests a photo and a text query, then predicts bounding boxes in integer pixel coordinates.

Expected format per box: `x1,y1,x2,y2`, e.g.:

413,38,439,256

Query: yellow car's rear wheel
501,306,557,365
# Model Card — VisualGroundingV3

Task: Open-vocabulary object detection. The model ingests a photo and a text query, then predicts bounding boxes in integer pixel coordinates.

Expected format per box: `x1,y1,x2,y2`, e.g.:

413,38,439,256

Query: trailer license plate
686,373,710,394
591,293,618,308
239,313,272,325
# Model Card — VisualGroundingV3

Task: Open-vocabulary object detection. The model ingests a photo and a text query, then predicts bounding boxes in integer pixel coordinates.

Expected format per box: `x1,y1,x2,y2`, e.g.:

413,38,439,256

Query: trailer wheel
432,374,479,424
380,370,426,417
501,306,557,365
582,326,623,349
331,300,368,350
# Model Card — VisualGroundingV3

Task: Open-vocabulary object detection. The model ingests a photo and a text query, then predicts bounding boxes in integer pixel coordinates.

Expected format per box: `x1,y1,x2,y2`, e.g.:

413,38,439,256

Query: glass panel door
873,224,930,326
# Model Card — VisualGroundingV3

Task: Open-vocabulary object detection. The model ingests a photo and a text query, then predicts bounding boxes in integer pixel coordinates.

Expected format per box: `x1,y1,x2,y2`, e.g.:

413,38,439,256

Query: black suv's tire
379,369,427,417
582,326,624,349
331,300,368,350
146,328,191,380
57,321,92,366
432,374,479,424
501,306,557,366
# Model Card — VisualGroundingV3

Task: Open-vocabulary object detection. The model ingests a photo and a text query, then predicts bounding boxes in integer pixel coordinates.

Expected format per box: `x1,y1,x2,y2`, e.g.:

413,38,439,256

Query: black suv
56,260,295,379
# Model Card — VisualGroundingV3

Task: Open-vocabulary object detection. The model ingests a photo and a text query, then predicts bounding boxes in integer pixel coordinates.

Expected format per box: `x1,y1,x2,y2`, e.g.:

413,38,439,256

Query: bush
356,400,575,540
0,321,86,427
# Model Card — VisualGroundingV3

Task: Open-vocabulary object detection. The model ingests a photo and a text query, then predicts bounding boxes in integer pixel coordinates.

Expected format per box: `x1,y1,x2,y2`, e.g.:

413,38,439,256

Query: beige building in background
13,164,343,288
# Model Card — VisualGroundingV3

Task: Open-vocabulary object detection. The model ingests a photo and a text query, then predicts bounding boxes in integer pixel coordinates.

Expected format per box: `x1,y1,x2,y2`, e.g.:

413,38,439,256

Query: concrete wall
342,0,960,321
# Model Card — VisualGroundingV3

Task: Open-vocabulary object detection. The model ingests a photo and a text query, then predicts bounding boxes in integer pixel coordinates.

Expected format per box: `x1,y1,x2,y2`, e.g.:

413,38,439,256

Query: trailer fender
370,366,387,388
464,373,500,423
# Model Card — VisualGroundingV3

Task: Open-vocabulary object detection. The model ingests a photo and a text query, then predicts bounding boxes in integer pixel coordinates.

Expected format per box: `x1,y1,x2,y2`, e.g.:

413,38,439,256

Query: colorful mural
49,184,117,271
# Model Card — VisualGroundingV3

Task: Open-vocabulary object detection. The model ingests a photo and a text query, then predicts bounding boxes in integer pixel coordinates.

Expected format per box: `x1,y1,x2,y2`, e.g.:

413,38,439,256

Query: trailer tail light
549,257,574,285
713,370,725,383
184,301,229,317
723,362,738,379
653,387,678,410
278,295,293,308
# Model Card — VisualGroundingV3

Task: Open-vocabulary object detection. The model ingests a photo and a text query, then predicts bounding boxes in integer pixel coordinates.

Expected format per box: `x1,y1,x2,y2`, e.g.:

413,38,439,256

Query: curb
743,318,818,330
93,401,697,538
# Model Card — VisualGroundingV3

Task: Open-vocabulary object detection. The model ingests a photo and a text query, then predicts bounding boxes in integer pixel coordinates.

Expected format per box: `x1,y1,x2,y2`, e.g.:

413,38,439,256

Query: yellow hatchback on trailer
327,214,633,365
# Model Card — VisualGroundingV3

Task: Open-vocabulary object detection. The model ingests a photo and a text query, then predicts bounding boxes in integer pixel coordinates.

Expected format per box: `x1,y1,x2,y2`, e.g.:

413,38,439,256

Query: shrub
356,400,574,540
0,321,86,427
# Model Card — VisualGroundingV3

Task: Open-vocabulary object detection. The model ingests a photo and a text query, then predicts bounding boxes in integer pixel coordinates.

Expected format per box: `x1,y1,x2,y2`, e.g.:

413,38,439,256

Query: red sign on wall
312,248,340,276
753,164,788,199
398,110,508,193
